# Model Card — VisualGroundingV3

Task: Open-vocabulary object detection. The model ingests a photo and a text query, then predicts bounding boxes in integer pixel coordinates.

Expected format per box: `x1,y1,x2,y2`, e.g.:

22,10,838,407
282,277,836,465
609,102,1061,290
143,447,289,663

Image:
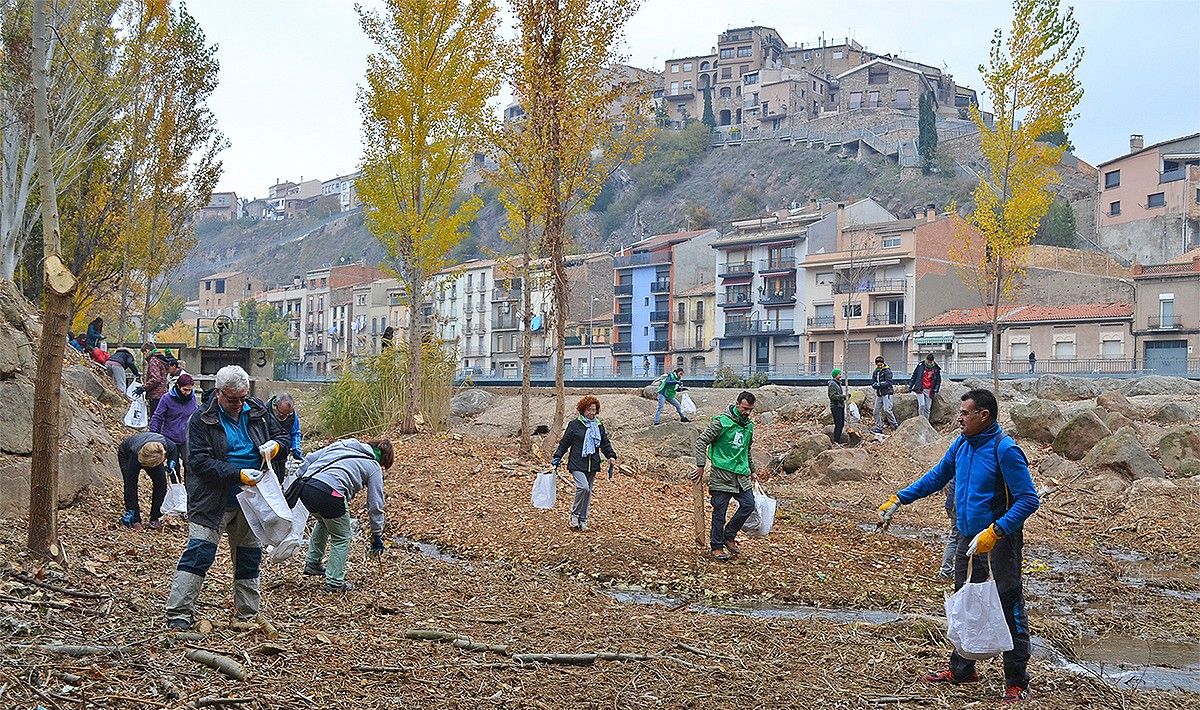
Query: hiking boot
723,538,741,556
324,581,355,593
707,548,732,562
680,416,691,423
166,618,192,631
1001,686,1030,703
120,510,140,529
922,669,980,685
303,563,327,577
568,514,581,530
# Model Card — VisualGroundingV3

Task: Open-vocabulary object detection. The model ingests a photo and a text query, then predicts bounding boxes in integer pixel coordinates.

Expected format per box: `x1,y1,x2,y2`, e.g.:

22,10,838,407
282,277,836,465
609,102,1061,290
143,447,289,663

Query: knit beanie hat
831,368,842,378
176,373,194,388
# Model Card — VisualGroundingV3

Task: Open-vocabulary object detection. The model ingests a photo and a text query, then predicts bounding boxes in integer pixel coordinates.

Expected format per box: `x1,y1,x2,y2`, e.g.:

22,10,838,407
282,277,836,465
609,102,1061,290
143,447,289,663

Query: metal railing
807,316,836,328
615,283,633,296
760,257,796,271
832,279,907,294
1160,168,1187,184
492,316,520,330
649,310,669,323
726,318,795,335
491,287,522,302
1149,315,1182,329
718,294,754,307
614,312,632,325
867,314,904,326
650,280,671,294
648,339,668,352
760,292,797,305
613,342,632,354
719,262,755,277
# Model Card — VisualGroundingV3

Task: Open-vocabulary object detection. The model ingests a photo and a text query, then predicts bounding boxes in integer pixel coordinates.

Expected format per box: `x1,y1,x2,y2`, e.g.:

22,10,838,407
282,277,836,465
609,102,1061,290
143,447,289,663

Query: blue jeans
655,393,683,424
709,486,756,550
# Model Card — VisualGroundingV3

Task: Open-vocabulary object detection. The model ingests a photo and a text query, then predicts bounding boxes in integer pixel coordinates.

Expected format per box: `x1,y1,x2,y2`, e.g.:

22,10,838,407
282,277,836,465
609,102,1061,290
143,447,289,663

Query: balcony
650,279,671,294
649,310,669,323
1160,168,1187,184
475,303,487,313
491,287,522,302
759,291,797,306
1149,315,1182,329
726,318,795,336
615,251,671,269
832,278,907,295
719,262,755,278
718,294,754,309
615,283,634,296
675,311,688,324
867,313,905,326
463,324,474,335
492,315,520,330
613,342,633,354
614,312,632,325
759,256,797,272
693,311,705,323
648,339,668,352
808,316,836,329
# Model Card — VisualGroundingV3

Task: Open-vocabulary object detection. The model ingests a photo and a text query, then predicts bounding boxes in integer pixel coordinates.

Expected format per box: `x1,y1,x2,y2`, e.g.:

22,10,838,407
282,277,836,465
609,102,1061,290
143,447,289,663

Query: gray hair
215,365,250,392
273,392,295,408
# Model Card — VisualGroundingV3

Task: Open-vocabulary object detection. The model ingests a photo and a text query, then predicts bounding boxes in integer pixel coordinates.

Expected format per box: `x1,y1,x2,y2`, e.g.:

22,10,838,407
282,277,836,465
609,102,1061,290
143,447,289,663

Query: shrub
318,342,455,437
745,371,770,388
712,366,744,388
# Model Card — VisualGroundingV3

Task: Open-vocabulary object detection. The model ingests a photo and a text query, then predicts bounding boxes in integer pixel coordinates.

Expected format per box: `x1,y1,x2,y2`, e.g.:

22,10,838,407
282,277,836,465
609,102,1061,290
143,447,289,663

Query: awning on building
875,334,907,343
912,330,954,345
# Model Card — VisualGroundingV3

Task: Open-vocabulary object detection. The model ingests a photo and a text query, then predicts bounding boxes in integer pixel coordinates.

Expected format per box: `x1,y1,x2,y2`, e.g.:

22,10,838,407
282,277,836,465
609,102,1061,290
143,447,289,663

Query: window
643,326,649,336
480,274,486,290
670,81,679,93
695,301,704,319
1196,188,1200,204
205,281,211,291
1147,192,1165,208
682,61,692,71
1109,201,1121,216
215,280,226,294
1053,340,1075,359
677,102,686,112
803,51,811,60
867,91,881,108
843,303,862,318
816,271,834,285
700,61,710,70
644,297,649,306
739,64,749,76
695,324,703,347
467,274,473,288
1104,170,1120,189
671,64,679,73
721,67,732,79
719,87,732,99
737,46,752,57
743,73,758,85
683,79,692,90
849,92,862,109
868,69,889,84
1009,341,1029,361
882,235,902,248
1101,336,1123,359
719,48,734,59
895,88,910,110
677,302,686,321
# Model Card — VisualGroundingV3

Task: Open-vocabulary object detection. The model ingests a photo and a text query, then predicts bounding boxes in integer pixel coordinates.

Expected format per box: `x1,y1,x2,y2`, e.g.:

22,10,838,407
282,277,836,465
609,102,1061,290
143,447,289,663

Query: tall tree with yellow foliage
505,0,654,442
955,0,1082,392
355,0,499,435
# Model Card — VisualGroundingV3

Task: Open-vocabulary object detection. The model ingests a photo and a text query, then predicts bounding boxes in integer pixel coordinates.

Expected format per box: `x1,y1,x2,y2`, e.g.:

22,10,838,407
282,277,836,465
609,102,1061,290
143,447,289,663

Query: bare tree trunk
545,1,566,450
401,268,419,435
991,256,1003,395
140,203,162,341
28,0,76,561
549,224,567,446
519,227,533,455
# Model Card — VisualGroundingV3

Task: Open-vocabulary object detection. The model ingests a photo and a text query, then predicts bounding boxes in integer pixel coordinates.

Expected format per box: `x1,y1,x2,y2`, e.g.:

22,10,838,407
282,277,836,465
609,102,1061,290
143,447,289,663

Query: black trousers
117,446,167,522
949,530,1031,689
299,479,349,520
831,403,845,444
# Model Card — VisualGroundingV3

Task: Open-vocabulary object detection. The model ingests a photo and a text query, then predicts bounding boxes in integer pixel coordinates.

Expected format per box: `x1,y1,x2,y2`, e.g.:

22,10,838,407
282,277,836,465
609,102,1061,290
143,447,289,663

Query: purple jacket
149,386,198,444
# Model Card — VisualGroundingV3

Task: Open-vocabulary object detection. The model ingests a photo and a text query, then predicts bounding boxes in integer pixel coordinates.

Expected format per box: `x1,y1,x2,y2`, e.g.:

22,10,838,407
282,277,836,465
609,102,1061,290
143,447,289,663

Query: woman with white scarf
552,395,618,531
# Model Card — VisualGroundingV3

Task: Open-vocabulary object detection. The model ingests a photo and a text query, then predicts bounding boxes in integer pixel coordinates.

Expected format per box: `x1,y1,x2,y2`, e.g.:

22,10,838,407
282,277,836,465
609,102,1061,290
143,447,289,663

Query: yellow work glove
877,494,901,521
967,524,1001,556
239,468,264,486
258,441,280,461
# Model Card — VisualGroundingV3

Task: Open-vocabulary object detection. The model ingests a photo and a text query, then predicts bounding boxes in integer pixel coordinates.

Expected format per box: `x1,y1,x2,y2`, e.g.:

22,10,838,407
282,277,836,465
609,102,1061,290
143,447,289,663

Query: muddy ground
0,388,1197,708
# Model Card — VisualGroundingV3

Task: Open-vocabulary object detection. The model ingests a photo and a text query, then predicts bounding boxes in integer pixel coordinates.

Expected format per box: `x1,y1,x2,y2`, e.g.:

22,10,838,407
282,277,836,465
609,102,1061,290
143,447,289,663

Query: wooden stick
513,652,597,665
9,573,108,599
692,479,706,549
0,595,70,610
185,649,247,681
195,697,254,707
37,644,130,656
450,638,509,655
674,642,737,662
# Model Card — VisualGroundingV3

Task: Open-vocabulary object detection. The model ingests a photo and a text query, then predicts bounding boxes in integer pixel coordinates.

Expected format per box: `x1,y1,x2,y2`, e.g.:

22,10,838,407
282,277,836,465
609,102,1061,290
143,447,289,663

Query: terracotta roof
920,302,1133,328
675,283,716,297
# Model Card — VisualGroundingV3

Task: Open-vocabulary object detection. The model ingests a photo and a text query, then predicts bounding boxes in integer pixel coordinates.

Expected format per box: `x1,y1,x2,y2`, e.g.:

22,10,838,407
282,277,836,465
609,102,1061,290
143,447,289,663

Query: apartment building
198,191,238,221
266,178,322,220
348,278,406,356
257,279,305,341
198,271,261,318
428,259,496,372
1132,249,1200,374
671,283,716,373
298,263,386,372
1097,133,1200,264
916,303,1135,375
614,229,720,376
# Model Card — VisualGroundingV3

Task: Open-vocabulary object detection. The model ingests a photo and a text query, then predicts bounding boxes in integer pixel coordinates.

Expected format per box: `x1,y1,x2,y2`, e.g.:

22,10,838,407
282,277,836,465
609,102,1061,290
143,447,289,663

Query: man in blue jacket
877,389,1039,704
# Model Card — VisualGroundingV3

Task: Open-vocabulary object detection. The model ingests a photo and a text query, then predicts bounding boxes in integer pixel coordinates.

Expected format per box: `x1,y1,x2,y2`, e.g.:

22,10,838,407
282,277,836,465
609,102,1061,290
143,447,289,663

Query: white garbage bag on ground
162,477,188,517
123,394,148,428
944,556,1014,660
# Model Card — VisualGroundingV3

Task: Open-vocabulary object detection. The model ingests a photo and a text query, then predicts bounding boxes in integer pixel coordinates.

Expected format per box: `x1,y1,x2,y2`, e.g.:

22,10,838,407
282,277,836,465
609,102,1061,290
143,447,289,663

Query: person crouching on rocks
552,395,618,531
117,432,179,530
295,438,392,592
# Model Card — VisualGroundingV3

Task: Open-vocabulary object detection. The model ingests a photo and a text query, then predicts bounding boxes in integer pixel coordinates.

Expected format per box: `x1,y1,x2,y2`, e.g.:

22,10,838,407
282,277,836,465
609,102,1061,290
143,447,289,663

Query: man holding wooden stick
689,391,757,561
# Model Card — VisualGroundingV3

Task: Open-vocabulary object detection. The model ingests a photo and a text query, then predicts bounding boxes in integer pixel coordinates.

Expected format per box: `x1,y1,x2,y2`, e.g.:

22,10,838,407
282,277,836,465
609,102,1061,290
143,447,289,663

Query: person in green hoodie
654,366,690,425
690,391,757,561
828,368,848,445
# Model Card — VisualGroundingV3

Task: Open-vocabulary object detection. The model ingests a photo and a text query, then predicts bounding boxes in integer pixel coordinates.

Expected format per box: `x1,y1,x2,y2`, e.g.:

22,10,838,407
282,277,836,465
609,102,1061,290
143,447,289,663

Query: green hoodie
695,405,755,492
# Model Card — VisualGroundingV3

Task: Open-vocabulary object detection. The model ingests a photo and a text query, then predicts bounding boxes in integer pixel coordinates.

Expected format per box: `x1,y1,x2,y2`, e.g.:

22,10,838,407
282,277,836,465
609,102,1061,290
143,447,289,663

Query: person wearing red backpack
877,389,1040,704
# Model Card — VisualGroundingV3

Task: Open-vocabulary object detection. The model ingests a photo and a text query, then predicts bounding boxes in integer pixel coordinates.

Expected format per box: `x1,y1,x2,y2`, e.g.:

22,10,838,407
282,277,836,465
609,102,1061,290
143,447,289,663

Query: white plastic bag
162,481,188,517
848,401,861,422
944,556,1014,660
531,471,556,509
237,466,294,547
267,499,309,563
680,393,697,416
742,483,777,537
123,394,148,428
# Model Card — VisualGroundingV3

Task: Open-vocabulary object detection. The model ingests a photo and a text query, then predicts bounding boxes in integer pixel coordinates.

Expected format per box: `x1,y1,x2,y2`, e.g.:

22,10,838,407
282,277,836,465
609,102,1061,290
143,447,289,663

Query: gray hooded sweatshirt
295,438,386,535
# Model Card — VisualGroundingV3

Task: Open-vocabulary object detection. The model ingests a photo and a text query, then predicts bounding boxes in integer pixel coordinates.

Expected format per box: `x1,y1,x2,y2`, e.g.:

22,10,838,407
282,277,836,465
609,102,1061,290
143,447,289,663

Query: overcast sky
188,0,1200,199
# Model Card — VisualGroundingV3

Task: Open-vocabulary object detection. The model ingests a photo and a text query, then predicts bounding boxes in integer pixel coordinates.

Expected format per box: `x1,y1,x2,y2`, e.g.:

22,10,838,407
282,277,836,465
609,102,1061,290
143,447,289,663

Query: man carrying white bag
876,389,1039,704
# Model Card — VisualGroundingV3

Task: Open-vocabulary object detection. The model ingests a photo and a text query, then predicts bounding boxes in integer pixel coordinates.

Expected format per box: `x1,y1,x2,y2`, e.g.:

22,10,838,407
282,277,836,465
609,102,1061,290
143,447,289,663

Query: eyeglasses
220,390,249,403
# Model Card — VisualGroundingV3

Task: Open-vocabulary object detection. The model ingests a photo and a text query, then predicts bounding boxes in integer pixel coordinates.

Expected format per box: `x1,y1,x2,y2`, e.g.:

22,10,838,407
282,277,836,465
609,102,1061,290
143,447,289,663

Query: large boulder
1157,428,1200,470
892,392,919,423
1082,427,1165,481
1036,374,1100,401
1177,460,1200,478
0,324,32,378
781,434,832,473
1010,399,1065,444
896,415,940,448
931,379,970,425
0,380,35,455
62,365,124,407
1100,409,1134,434
1096,390,1138,419
1154,402,1198,425
823,423,866,448
450,389,493,418
1122,376,1200,397
809,447,870,483
1052,410,1110,461
627,420,700,458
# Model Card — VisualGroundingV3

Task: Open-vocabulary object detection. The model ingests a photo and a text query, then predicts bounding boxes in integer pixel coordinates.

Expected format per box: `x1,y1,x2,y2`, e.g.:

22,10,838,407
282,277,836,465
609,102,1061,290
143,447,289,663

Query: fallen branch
404,628,468,643
0,595,70,610
185,649,247,681
9,573,109,600
674,642,737,662
352,664,411,673
195,697,254,708
451,638,509,655
513,653,599,665
38,644,130,657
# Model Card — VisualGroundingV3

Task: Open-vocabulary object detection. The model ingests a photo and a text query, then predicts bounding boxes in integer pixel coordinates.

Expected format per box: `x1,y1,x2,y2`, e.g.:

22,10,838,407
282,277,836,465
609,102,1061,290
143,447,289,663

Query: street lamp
587,296,600,378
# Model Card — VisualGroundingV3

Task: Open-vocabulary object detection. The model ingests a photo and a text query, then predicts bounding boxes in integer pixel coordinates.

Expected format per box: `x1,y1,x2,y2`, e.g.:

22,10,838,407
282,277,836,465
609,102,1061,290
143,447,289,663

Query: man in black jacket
871,356,899,433
165,365,289,630
909,354,942,421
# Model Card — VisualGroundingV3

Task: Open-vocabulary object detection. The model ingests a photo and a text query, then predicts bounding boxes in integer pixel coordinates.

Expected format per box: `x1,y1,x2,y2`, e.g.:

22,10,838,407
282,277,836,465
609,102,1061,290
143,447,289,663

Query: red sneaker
1001,686,1030,703
922,669,980,684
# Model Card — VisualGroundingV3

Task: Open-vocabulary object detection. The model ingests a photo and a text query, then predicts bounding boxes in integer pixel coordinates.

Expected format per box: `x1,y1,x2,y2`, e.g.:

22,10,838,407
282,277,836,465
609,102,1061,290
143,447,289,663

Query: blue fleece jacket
897,422,1039,538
